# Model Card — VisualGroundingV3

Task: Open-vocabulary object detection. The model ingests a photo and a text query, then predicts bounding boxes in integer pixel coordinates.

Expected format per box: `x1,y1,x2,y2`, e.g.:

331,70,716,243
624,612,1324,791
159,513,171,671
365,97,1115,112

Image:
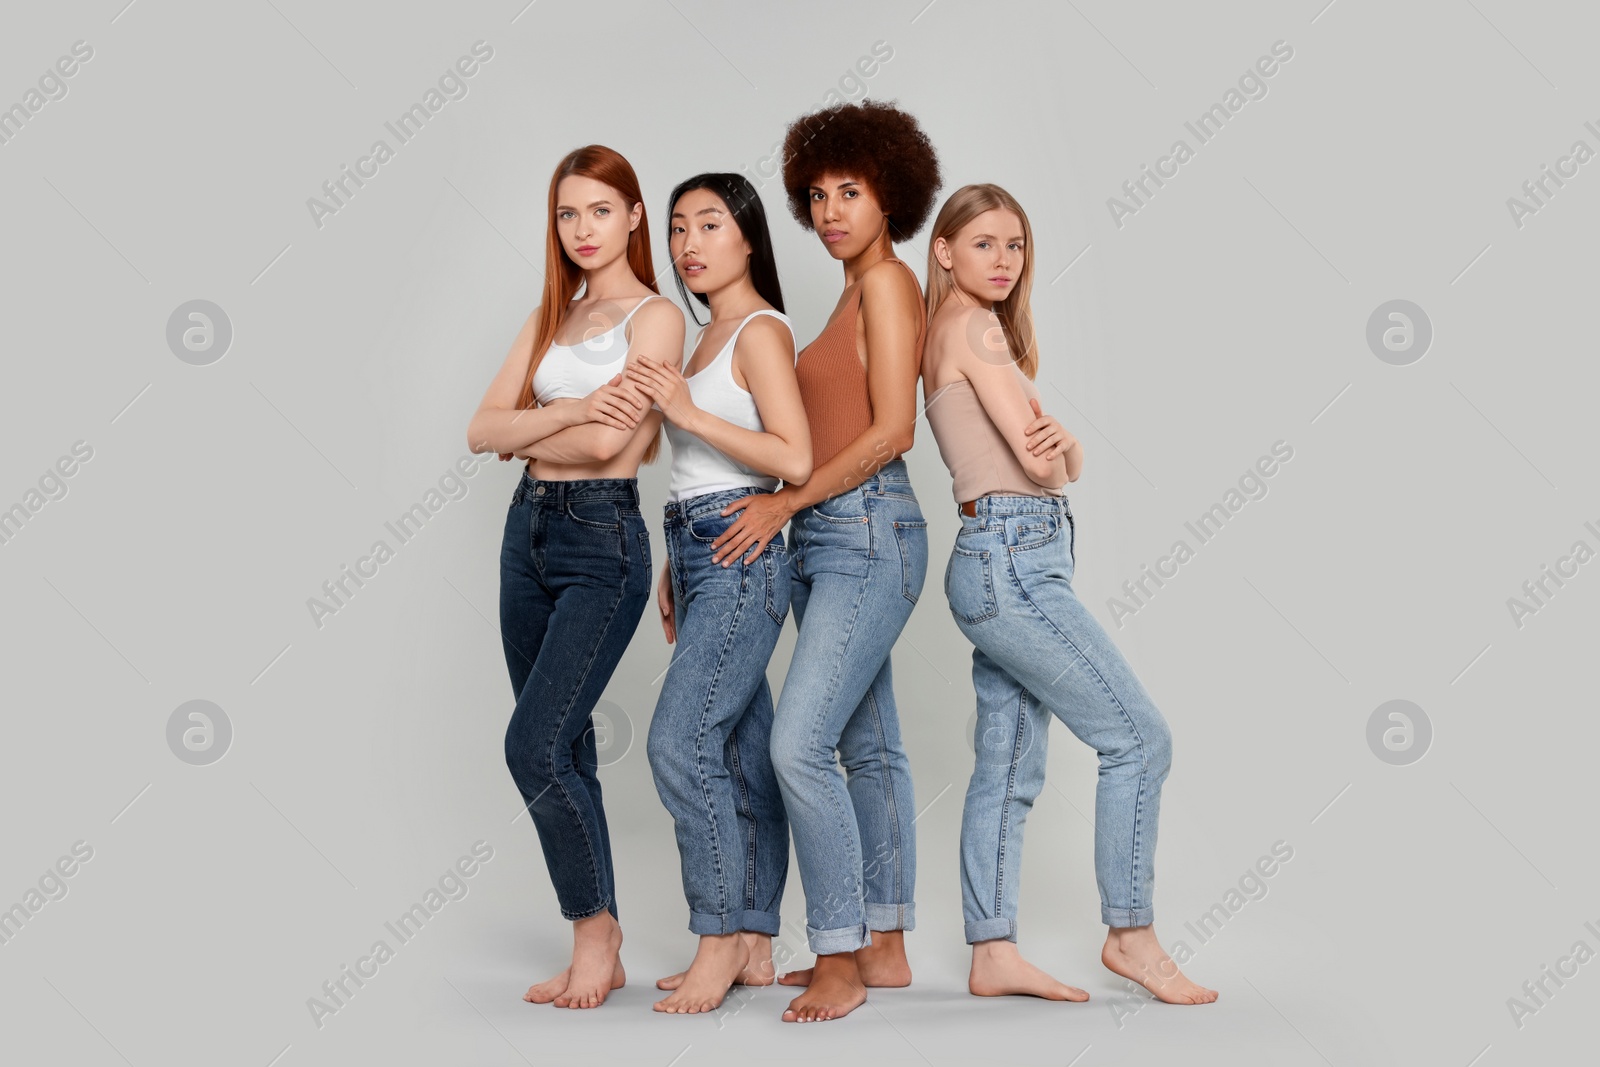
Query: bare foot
523,967,571,1004
657,932,776,991
967,939,1089,1000
652,934,750,1014
532,910,625,1009
781,952,867,1023
779,929,911,988
1101,925,1217,1005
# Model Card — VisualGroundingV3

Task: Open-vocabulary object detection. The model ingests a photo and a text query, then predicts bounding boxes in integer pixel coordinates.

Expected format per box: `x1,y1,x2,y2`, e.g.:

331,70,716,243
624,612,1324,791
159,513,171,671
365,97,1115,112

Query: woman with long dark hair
466,144,684,1009
707,100,942,1022
920,183,1216,1005
621,172,811,1014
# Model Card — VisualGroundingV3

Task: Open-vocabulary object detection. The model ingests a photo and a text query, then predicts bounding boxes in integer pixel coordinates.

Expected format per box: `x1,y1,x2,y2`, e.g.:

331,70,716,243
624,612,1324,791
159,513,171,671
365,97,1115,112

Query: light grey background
2,1,1595,1064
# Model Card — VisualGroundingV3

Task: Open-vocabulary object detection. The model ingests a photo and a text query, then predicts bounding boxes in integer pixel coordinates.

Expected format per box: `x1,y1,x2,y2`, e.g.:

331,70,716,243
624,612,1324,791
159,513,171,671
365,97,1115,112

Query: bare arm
705,260,921,565
950,307,1070,488
626,315,812,484
783,260,921,508
465,308,583,455
519,299,685,464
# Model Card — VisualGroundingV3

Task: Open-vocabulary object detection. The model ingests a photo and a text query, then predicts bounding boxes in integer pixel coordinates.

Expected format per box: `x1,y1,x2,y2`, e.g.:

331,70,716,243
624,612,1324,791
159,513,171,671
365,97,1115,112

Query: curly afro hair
780,99,942,242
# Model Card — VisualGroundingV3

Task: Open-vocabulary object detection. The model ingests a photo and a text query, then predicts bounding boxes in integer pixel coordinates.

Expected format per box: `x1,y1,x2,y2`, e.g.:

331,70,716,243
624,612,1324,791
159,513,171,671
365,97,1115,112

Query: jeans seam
541,563,630,917
863,683,905,913
793,549,874,935
1007,546,1153,918
698,571,756,918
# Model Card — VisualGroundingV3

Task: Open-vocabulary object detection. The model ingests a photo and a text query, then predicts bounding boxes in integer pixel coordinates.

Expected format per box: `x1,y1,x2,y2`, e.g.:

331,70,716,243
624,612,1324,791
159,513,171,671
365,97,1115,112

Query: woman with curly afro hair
702,99,942,1023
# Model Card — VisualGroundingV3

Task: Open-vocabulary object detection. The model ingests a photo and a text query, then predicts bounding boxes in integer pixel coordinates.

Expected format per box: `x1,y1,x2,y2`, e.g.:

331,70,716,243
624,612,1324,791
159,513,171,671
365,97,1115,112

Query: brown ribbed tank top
795,258,925,470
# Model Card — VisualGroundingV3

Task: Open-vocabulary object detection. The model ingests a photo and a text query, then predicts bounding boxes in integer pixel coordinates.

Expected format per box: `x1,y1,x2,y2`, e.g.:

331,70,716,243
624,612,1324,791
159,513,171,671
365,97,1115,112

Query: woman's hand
656,561,676,644
1024,397,1075,459
710,490,796,566
624,356,697,427
576,373,648,430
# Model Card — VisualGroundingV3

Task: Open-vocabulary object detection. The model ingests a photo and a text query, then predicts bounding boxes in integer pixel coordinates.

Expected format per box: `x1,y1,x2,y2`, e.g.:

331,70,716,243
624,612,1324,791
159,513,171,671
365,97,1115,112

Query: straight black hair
664,172,784,326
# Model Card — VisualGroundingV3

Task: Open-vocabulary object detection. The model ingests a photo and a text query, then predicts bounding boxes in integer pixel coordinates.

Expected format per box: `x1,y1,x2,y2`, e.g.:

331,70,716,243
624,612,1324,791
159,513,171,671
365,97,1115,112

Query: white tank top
665,309,796,502
530,294,665,405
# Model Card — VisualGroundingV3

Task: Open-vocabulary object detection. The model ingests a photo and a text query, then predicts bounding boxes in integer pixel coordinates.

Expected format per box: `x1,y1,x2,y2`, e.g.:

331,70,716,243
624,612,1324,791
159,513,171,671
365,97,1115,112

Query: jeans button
535,485,545,495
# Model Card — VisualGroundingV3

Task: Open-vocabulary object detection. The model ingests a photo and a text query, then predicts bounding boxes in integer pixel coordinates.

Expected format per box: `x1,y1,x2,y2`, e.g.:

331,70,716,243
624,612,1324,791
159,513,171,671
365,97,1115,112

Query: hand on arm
517,299,685,464
465,307,584,455
626,315,812,484
954,309,1073,488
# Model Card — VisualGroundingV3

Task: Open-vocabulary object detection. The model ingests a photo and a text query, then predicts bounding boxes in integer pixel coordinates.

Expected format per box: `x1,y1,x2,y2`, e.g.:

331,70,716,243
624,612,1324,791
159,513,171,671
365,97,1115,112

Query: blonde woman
920,183,1216,1006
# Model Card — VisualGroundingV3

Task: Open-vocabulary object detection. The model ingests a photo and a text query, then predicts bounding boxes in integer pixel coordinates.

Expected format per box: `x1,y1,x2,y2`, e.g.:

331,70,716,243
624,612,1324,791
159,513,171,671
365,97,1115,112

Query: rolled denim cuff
964,916,1017,944
1102,904,1154,929
864,901,915,933
807,919,871,955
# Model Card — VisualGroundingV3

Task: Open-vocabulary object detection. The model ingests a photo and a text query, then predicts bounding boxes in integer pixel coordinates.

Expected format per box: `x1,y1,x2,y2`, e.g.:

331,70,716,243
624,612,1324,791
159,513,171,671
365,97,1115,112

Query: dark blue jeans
499,472,651,921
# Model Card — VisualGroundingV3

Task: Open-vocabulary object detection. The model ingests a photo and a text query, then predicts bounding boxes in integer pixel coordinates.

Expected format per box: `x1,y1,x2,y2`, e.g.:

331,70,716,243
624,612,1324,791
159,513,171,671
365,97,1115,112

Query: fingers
1029,397,1044,417
591,397,636,429
713,527,761,566
1029,429,1065,455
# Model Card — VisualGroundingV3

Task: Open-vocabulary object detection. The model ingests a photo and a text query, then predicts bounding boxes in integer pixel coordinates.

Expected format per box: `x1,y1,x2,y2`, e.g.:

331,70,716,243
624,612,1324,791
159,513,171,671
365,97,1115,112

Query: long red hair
517,144,662,463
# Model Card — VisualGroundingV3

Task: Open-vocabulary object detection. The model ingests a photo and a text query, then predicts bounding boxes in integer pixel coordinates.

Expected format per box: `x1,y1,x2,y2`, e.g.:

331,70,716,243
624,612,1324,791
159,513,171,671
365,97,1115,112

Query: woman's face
554,174,641,270
669,187,752,295
807,171,889,260
939,208,1026,304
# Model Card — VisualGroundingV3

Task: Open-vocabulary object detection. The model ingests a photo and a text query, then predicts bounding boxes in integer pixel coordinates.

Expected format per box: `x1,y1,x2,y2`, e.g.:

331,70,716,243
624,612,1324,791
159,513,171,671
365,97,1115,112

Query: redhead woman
920,183,1216,1005
466,144,684,1009
707,100,942,1022
621,172,811,1014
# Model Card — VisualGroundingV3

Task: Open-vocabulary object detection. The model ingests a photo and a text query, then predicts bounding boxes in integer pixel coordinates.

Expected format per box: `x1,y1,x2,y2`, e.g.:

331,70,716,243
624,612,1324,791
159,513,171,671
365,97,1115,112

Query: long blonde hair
923,183,1039,379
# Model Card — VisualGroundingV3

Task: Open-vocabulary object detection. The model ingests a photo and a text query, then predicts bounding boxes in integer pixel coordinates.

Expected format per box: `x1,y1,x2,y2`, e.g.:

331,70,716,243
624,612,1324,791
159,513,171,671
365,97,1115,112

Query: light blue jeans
770,459,928,955
646,487,789,937
945,494,1172,941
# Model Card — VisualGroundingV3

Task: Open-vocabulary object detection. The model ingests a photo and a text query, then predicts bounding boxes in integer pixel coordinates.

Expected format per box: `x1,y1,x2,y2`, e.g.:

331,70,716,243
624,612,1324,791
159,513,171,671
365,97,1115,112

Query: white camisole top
530,294,666,405
664,309,796,502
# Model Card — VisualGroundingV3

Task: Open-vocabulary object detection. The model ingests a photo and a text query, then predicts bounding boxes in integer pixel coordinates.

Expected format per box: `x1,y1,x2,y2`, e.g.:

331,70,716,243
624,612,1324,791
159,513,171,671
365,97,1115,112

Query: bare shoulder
928,304,999,363
736,312,795,354
632,295,684,331
859,258,922,310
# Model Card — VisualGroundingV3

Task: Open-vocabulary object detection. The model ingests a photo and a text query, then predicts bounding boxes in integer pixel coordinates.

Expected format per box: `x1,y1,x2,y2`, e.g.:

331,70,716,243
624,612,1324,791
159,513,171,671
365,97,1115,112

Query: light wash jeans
944,494,1172,941
646,487,790,936
770,459,928,955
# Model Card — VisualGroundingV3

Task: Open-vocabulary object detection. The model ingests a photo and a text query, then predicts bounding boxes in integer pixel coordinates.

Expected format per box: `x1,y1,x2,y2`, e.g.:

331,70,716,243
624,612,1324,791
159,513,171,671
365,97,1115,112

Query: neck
840,228,896,286
705,276,767,325
579,254,645,300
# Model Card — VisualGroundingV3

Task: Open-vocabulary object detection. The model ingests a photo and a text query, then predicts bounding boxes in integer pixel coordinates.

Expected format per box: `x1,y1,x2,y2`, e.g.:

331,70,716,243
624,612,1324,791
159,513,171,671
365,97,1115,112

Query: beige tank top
924,364,1067,503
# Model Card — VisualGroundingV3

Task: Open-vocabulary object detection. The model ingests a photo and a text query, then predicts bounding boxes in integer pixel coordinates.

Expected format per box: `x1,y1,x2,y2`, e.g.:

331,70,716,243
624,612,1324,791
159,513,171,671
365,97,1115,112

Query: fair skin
624,186,811,1014
714,172,920,1024
463,173,685,1010
466,173,684,481
924,208,1217,1007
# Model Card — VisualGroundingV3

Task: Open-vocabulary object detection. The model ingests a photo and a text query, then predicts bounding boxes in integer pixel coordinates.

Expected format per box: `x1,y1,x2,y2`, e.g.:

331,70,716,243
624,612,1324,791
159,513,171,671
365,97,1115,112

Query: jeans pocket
567,498,620,530
762,545,790,626
945,545,998,624
893,520,928,605
688,511,732,544
1009,514,1063,552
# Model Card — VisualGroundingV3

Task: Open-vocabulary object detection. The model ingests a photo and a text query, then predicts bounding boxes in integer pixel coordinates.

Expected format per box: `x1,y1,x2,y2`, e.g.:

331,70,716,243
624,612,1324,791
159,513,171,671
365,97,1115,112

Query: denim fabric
945,494,1173,939
770,459,928,955
647,487,791,936
500,473,652,921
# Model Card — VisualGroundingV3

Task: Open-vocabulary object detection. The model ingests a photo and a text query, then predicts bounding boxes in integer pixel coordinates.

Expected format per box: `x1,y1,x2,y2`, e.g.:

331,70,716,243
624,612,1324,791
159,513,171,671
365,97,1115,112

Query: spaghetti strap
620,293,664,325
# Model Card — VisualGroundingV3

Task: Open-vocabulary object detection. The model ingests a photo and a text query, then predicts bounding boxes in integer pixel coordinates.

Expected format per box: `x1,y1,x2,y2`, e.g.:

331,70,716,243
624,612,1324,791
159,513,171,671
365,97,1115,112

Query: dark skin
718,172,922,1024
707,175,922,571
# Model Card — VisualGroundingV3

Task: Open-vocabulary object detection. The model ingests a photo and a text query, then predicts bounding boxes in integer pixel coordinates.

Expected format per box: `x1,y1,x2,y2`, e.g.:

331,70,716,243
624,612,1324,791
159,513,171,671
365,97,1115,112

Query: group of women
465,100,1216,1023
